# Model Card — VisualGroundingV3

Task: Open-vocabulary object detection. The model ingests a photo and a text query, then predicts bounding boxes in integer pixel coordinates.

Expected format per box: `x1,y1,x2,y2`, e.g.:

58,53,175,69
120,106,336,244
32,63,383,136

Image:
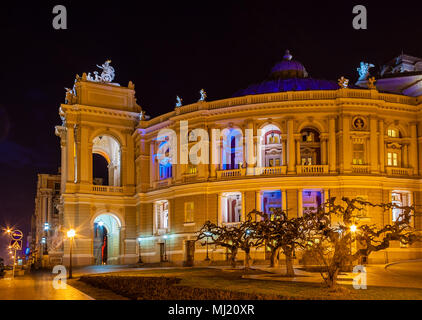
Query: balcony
296,165,329,175
91,185,123,194
386,167,413,176
351,165,370,174
256,166,287,176
216,168,246,179
182,172,198,183
152,178,172,189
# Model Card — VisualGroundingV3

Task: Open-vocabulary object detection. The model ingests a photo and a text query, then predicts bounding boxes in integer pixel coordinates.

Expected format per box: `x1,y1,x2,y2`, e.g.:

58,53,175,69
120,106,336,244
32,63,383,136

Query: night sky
0,1,421,262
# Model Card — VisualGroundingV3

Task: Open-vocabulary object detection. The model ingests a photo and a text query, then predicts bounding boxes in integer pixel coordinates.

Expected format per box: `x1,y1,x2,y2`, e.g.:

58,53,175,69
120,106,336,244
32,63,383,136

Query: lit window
155,200,169,230
353,144,365,165
184,202,195,223
391,192,410,222
302,190,322,213
387,152,398,166
222,192,242,223
186,165,197,175
388,129,399,138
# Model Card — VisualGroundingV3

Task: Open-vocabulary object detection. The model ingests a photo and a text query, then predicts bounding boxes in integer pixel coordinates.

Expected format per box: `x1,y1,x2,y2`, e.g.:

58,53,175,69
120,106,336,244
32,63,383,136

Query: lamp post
137,237,143,264
163,235,168,262
67,229,75,279
204,232,212,261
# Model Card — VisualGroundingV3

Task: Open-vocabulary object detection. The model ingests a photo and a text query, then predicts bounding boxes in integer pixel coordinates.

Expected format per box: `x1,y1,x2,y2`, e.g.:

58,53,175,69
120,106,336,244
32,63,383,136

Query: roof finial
283,50,292,61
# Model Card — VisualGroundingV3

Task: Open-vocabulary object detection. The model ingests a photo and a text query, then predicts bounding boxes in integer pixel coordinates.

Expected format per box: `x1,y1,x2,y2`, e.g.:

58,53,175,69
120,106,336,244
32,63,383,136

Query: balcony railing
152,178,172,189
92,185,123,193
296,165,329,175
386,167,413,176
256,166,287,176
216,168,246,179
351,165,370,174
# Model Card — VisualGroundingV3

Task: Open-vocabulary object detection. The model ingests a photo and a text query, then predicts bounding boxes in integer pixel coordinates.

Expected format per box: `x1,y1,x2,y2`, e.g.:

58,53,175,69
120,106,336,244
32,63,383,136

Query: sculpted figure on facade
357,61,375,81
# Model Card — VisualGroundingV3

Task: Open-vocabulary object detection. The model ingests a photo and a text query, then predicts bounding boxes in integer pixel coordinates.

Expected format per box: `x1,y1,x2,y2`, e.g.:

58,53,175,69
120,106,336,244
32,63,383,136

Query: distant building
357,53,422,97
29,173,62,268
35,52,422,267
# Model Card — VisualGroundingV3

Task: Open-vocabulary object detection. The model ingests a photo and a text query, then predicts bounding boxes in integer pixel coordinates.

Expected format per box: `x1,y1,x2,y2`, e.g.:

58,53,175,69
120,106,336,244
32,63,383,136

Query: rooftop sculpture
357,62,375,81
87,60,116,83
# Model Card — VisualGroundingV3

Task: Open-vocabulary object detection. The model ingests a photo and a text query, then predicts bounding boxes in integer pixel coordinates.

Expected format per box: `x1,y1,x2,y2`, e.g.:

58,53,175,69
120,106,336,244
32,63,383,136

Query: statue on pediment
357,62,375,81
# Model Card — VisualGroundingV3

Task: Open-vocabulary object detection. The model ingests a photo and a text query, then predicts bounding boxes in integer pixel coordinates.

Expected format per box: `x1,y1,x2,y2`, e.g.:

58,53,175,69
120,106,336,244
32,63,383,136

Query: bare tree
251,209,306,276
197,216,263,268
304,197,420,288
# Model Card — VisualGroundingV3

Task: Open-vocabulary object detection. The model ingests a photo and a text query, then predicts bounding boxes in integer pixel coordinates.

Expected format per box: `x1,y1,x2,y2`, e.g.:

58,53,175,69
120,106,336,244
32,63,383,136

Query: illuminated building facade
29,173,62,268
49,52,422,266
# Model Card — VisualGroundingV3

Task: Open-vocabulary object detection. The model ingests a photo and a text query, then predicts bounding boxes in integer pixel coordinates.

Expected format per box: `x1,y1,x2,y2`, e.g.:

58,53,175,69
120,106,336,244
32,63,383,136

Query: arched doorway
93,214,121,265
92,135,121,186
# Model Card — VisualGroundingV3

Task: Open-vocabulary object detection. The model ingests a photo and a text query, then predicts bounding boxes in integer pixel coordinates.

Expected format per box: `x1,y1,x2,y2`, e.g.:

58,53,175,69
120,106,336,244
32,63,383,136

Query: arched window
221,192,242,223
221,128,243,170
387,128,401,138
157,138,173,180
260,124,283,167
386,128,404,168
300,128,321,165
92,135,121,186
155,200,169,233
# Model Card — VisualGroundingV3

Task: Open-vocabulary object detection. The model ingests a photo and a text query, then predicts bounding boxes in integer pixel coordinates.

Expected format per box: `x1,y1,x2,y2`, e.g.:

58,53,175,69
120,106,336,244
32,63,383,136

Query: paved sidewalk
242,262,422,289
0,271,93,300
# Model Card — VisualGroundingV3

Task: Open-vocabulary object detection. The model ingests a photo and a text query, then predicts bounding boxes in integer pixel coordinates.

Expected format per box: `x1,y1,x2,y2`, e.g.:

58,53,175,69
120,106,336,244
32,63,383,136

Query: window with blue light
222,130,243,170
262,191,282,217
302,190,322,213
159,163,172,180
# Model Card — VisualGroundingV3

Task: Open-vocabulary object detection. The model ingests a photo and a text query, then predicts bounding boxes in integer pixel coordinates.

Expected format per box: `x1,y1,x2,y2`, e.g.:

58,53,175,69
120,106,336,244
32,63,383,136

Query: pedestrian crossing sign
10,239,22,250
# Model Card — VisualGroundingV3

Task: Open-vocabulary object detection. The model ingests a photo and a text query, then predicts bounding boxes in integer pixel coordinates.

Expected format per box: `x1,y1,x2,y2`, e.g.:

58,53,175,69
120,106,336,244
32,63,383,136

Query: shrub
78,275,288,300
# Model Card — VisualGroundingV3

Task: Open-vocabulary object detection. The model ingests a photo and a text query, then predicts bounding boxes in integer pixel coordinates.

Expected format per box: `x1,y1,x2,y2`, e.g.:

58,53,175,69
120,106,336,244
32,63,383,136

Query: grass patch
77,267,422,300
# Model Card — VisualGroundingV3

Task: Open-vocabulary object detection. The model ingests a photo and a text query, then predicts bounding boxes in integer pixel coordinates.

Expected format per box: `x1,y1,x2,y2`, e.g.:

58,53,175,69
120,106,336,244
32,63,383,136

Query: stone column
79,126,90,185
295,138,301,165
255,191,261,212
209,127,217,178
342,115,352,173
403,144,409,168
297,189,303,217
321,136,328,165
281,139,287,166
246,120,256,175
328,117,337,173
241,191,246,222
410,122,418,175
370,116,379,173
66,125,75,184
379,119,385,173
218,193,223,225
287,118,296,174
282,190,287,211
150,141,155,185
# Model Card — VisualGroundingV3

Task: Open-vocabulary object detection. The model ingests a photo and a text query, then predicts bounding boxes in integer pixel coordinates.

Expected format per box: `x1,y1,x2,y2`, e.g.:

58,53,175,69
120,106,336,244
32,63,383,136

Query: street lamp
163,235,168,262
204,232,212,261
67,229,75,279
137,237,143,264
350,225,357,233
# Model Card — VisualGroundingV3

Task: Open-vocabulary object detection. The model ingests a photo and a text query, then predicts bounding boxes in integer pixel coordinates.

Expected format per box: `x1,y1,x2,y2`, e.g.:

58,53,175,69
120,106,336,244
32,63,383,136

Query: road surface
0,271,93,300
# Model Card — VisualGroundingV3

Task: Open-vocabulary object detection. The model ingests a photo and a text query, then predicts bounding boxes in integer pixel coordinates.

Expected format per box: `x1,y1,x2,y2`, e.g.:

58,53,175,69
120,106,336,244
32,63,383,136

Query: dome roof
233,78,339,97
269,50,308,79
233,50,357,97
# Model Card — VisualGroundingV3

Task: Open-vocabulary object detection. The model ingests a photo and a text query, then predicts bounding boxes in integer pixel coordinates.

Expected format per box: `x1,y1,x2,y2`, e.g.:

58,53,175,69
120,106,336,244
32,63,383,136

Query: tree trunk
244,248,251,268
284,248,295,277
230,248,237,268
327,267,340,288
269,248,277,268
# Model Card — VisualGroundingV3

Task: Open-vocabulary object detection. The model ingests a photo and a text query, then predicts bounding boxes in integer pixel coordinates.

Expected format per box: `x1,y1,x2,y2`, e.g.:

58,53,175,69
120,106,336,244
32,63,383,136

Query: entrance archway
93,214,121,265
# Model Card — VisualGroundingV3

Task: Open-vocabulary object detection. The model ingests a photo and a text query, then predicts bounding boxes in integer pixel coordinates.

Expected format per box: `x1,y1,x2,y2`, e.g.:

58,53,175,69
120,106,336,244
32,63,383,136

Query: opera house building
30,52,422,267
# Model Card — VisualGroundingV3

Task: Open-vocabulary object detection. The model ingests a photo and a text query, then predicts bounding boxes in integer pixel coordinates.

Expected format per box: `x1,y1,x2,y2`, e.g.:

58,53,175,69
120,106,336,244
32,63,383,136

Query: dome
269,50,308,79
233,49,357,97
